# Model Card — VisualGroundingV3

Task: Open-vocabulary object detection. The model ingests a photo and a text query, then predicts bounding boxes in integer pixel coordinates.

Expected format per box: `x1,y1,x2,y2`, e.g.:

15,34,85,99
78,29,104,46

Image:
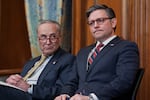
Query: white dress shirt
27,55,52,94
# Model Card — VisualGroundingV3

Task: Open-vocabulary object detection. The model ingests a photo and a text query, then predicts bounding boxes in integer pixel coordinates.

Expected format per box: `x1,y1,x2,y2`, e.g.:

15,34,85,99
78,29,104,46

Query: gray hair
37,19,61,33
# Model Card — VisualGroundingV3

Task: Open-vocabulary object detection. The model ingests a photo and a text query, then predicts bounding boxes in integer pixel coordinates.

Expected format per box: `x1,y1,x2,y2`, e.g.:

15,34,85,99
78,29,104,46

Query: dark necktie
88,43,104,66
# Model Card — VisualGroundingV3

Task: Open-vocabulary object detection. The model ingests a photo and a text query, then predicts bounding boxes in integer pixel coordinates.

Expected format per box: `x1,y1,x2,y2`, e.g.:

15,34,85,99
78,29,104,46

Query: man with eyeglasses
0,20,75,100
55,4,139,100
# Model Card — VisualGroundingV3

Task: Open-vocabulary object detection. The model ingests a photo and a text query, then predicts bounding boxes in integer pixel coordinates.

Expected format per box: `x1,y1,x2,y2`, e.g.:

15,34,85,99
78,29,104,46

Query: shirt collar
96,35,117,47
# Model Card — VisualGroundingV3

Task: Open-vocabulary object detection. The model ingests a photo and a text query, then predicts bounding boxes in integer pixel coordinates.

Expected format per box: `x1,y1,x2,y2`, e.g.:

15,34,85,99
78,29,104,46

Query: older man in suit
0,20,75,100
55,4,139,100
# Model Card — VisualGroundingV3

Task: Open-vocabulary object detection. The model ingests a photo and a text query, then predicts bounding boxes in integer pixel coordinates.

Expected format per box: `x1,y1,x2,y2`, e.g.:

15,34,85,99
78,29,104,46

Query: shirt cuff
89,93,99,100
27,84,33,94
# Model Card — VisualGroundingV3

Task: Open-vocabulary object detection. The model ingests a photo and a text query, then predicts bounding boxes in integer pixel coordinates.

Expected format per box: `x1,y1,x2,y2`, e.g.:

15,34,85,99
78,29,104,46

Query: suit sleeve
59,59,79,96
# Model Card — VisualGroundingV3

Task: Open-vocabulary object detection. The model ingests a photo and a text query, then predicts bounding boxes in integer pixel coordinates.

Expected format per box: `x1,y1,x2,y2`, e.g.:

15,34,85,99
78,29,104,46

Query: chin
43,50,53,55
94,36,102,39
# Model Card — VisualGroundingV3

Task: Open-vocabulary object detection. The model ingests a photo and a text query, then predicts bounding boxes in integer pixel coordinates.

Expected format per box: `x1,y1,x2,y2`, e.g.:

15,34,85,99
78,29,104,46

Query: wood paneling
125,0,150,100
0,0,31,75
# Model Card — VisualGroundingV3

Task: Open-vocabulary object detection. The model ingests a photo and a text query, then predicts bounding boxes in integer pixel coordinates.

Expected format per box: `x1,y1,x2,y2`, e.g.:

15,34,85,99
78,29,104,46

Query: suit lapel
78,44,95,79
84,45,95,70
88,36,121,72
37,48,63,84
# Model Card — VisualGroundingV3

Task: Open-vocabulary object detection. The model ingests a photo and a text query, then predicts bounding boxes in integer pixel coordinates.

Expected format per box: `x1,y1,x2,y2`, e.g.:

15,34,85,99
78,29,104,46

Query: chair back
132,68,144,100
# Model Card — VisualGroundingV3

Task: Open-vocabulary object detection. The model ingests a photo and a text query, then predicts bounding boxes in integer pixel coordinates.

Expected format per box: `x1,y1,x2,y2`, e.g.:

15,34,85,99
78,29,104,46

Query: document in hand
0,81,24,91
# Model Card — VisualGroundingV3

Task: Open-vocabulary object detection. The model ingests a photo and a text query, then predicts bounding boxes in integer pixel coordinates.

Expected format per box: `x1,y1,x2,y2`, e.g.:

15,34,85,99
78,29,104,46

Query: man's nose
45,38,52,43
94,21,99,27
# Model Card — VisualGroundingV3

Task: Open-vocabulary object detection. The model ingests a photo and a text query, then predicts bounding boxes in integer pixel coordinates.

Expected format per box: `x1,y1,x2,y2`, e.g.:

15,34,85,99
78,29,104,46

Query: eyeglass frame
87,17,113,26
38,33,60,43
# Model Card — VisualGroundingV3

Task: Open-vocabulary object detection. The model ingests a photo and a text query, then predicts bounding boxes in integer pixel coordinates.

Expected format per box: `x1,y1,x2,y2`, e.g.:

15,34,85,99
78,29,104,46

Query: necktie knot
96,43,104,52
39,55,47,64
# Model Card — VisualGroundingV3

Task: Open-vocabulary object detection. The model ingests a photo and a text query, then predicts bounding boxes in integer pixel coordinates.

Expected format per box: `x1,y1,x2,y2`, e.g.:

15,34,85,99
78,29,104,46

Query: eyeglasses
87,17,112,26
38,33,60,43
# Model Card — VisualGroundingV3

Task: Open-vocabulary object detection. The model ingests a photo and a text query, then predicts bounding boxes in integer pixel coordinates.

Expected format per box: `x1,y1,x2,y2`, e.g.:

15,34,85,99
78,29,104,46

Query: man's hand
70,94,89,100
6,74,22,85
6,74,30,91
55,94,70,100
55,94,89,100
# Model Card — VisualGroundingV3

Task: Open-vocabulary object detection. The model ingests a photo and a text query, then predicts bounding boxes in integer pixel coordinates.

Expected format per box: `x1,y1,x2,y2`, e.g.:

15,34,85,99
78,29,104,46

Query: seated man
55,4,139,100
0,20,75,100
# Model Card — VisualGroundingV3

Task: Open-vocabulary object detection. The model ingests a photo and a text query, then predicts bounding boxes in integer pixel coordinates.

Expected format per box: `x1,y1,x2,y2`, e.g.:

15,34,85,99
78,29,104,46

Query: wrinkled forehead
37,23,60,35
37,21,60,30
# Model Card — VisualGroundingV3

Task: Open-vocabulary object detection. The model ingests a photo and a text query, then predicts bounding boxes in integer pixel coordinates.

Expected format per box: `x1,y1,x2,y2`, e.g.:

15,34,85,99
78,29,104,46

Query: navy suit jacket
61,37,139,100
0,48,75,100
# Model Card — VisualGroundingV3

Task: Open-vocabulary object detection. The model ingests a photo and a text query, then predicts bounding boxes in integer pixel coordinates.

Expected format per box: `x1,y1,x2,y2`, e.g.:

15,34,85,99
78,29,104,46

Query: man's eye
40,35,47,39
51,35,56,38
88,21,94,25
97,18,104,22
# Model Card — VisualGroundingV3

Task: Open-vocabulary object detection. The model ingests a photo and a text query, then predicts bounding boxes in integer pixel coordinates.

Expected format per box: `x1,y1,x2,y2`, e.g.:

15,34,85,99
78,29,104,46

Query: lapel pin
110,44,115,46
52,61,57,64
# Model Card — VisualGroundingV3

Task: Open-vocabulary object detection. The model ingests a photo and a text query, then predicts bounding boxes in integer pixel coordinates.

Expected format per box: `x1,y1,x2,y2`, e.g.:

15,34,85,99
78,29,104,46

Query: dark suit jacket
0,48,75,100
61,36,139,100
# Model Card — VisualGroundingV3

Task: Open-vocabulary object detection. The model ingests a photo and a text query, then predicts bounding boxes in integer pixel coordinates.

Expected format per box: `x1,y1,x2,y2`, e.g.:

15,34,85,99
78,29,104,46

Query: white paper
0,81,24,91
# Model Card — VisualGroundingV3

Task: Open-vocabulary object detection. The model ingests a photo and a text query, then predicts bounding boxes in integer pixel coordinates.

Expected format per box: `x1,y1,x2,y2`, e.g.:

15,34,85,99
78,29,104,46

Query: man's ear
111,18,117,28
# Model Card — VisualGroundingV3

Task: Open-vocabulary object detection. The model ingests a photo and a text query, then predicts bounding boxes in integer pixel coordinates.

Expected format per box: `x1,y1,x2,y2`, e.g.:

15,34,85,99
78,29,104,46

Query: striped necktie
88,43,104,66
23,54,47,81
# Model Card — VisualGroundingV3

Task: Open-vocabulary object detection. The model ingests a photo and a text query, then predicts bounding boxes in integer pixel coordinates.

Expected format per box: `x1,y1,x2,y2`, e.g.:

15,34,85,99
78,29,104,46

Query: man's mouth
44,46,53,50
94,29,103,33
